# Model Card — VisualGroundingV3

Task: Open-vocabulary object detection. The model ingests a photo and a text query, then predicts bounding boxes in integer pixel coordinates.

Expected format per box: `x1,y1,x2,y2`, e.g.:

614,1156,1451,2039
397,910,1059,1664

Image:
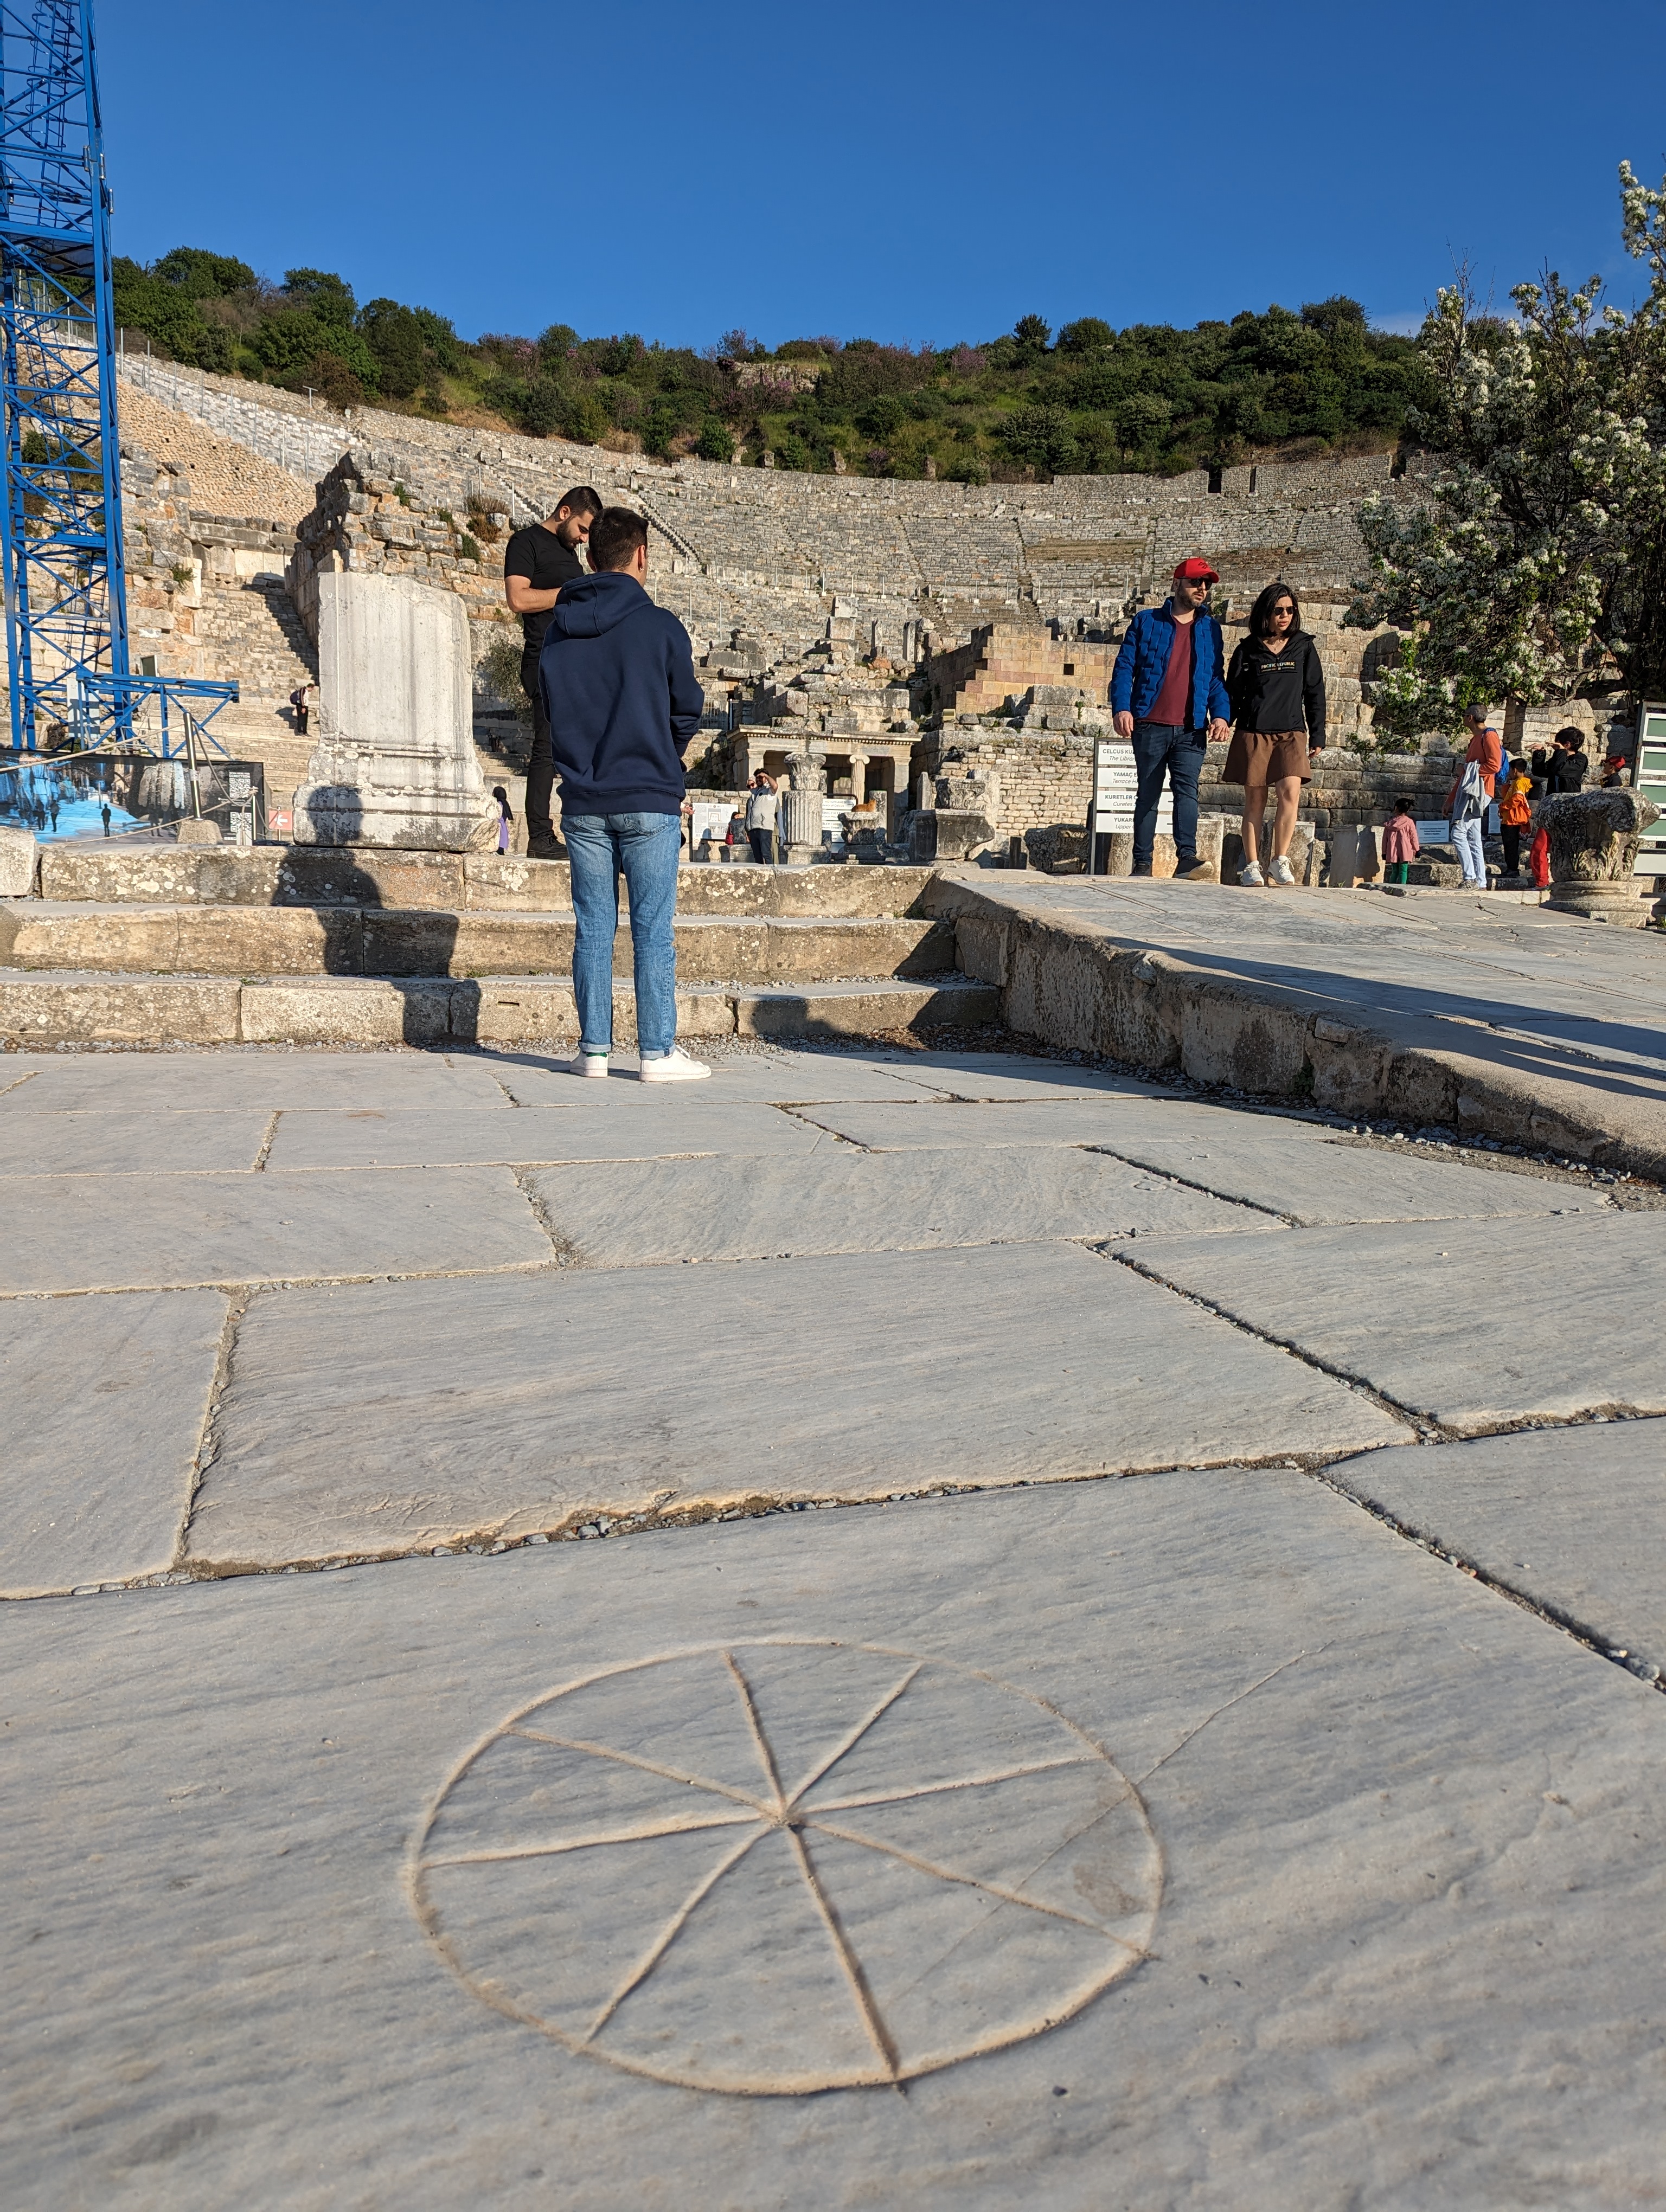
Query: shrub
515,380,566,438
297,350,366,410
563,390,610,445
477,628,529,718
1002,404,1077,475
696,417,734,462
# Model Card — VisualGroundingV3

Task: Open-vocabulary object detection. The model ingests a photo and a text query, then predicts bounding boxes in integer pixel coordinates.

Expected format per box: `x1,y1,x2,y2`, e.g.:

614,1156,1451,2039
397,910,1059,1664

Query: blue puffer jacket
1110,602,1232,727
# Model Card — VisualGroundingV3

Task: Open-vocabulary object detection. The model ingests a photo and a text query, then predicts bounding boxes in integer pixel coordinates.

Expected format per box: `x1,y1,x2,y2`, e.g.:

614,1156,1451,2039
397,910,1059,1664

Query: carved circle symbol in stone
411,1639,1162,2094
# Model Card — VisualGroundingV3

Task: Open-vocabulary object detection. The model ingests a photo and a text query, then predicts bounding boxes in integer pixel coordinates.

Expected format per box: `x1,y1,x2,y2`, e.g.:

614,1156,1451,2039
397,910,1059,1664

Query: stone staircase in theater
0,847,997,1049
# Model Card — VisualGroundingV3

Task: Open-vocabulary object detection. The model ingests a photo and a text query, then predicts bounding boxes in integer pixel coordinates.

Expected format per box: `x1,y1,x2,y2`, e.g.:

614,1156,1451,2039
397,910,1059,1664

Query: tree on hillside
1348,165,1666,732
150,247,255,298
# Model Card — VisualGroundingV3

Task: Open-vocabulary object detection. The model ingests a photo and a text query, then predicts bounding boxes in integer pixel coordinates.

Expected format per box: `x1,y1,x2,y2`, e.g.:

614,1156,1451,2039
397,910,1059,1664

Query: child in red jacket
1382,797,1420,886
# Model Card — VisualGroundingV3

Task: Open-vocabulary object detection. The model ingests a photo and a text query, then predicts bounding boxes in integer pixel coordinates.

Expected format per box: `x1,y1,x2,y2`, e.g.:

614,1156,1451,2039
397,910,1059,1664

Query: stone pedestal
292,573,495,851
780,751,824,863
1328,824,1382,887
1541,789,1661,926
0,822,37,896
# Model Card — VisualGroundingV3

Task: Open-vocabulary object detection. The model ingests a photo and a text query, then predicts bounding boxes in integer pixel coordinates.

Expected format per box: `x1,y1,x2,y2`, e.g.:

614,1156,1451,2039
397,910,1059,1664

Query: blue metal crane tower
0,0,233,758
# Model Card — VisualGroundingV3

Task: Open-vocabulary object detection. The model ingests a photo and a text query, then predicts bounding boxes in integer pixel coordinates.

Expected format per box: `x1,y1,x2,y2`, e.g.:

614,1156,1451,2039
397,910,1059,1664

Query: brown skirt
1223,727,1311,786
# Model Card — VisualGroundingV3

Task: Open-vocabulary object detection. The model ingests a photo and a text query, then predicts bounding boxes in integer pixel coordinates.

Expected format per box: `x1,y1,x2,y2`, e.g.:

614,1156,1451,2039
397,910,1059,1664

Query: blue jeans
1452,815,1486,885
1131,722,1204,867
562,811,682,1056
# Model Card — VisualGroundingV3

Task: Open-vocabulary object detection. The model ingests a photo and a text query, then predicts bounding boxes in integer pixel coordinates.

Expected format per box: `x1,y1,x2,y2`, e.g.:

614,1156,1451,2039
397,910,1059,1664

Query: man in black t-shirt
503,485,602,856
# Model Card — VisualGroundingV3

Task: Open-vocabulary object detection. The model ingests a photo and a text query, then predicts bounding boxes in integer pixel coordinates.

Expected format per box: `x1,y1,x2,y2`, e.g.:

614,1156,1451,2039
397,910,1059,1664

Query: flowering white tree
1348,165,1666,740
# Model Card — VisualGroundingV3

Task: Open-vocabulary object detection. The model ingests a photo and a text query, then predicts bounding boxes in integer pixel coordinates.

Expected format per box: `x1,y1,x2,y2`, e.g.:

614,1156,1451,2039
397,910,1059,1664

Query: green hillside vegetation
113,249,1432,481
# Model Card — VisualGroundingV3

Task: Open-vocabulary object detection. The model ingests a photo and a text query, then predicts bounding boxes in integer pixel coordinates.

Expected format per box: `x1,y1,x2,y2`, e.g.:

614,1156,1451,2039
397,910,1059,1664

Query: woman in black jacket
1224,582,1326,887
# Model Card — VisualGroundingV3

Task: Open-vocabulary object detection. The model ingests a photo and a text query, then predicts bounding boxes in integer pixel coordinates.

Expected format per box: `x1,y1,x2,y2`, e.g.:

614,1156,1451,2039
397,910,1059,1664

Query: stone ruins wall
116,355,1446,851
116,355,1411,664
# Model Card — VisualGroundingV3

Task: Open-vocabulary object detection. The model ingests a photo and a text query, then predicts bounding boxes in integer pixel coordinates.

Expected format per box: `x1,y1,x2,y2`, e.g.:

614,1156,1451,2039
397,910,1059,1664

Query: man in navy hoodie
540,506,709,1081
1110,558,1232,878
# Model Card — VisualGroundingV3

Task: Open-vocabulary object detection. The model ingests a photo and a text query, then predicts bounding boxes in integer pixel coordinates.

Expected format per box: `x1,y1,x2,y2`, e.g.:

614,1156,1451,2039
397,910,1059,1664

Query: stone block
292,573,496,852
0,823,39,896
0,975,241,1046
1328,824,1382,886
238,976,455,1046
276,847,466,910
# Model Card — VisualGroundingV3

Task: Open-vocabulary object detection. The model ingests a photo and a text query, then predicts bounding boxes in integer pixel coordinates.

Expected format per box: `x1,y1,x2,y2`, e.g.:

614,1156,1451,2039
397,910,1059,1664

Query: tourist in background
540,505,709,1083
1447,702,1502,890
1498,760,1533,877
1600,751,1628,788
505,486,603,859
1223,582,1327,888
1552,727,1591,791
1382,796,1420,885
1110,557,1231,880
745,769,778,864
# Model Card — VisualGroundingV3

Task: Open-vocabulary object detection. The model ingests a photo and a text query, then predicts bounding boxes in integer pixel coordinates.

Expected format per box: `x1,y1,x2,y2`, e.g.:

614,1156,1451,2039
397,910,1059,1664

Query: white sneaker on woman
1238,860,1265,887
639,1046,710,1083
568,1049,609,1078
1267,855,1298,887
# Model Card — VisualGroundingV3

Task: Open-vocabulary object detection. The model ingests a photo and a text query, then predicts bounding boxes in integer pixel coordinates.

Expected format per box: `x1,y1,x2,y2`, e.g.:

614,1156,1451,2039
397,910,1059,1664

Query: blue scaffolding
0,0,235,758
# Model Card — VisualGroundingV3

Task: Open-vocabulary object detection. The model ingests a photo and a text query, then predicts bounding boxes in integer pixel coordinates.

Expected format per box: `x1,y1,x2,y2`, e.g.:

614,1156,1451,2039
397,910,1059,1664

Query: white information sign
1092,738,1169,835
691,800,736,850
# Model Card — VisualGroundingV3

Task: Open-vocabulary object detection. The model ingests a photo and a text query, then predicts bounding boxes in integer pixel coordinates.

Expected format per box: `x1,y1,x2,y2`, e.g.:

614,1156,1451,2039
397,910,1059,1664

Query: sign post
1091,738,1168,874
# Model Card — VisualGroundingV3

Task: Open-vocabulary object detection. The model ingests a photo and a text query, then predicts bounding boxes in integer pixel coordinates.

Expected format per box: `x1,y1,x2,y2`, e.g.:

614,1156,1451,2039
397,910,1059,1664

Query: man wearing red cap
1110,559,1232,878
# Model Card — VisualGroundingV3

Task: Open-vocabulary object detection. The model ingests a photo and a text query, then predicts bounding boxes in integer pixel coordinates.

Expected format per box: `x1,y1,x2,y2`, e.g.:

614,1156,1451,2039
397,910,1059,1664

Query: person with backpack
1447,702,1502,891
1223,581,1327,886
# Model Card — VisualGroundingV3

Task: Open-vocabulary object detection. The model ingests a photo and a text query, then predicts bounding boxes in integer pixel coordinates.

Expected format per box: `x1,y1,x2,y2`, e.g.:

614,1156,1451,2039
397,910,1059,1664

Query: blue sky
99,0,1666,349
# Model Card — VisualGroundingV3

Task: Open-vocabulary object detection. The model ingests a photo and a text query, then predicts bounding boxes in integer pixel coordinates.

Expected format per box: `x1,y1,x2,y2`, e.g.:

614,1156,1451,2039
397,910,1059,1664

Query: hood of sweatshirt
545,569,651,640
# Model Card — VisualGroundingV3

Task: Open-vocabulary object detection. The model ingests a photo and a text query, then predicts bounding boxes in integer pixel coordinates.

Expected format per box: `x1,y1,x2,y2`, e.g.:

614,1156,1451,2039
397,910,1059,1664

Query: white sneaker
638,1045,710,1083
1238,861,1265,887
568,1049,610,1078
1267,855,1298,887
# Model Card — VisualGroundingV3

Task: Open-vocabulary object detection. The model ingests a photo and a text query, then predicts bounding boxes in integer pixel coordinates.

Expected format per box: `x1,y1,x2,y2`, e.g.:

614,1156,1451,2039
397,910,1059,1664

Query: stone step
31,845,937,918
0,904,954,983
0,970,998,1049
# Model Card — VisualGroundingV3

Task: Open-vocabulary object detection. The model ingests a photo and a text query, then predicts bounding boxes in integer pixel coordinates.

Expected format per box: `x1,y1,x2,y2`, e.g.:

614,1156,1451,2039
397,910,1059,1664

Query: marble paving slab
485,1049,954,1106
0,1106,271,1176
184,1243,1403,1567
789,1097,1319,1152
528,1147,1276,1266
1084,1129,1597,1226
1327,1418,1666,1679
262,1101,830,1169
0,1288,225,1597
788,1098,1586,1222
0,1051,509,1114
0,1166,553,1293
4,1476,1661,2209
1123,1212,1666,1430
881,1051,1173,1103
